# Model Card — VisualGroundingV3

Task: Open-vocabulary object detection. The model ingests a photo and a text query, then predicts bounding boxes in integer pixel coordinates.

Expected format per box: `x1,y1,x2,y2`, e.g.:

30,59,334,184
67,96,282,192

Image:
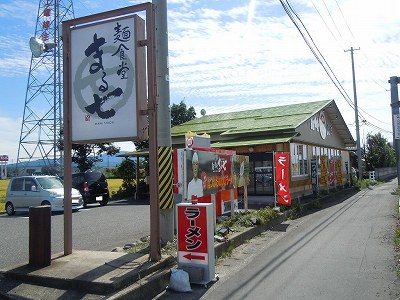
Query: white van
5,175,83,216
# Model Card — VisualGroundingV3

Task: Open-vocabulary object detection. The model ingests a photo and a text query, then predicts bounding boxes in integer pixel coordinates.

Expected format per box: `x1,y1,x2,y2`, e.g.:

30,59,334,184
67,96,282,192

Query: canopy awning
211,133,298,148
117,150,149,158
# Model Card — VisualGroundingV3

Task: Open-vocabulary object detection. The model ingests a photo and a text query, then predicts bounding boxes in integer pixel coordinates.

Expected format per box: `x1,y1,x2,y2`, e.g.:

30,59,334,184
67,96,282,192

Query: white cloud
0,0,398,154
0,117,21,163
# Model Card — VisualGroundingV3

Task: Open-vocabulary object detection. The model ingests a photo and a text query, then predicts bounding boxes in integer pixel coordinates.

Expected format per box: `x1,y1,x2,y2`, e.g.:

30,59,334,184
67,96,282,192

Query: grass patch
355,178,379,189
391,187,400,196
219,244,235,259
396,219,400,277
107,178,123,199
218,207,278,230
0,179,9,213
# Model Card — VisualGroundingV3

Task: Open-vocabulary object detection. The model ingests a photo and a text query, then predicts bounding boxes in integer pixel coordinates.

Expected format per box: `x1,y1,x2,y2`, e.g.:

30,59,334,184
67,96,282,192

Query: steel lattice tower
16,0,74,175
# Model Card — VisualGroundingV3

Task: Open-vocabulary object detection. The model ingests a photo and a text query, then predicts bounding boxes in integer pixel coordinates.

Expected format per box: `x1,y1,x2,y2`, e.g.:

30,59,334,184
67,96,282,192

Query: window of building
290,143,308,176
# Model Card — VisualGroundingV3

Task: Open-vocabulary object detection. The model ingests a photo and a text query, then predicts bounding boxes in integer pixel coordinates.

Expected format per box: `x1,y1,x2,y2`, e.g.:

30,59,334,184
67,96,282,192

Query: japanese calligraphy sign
335,158,342,186
69,15,147,143
177,203,215,284
320,155,328,186
311,159,318,193
274,152,291,206
329,156,335,187
178,205,208,255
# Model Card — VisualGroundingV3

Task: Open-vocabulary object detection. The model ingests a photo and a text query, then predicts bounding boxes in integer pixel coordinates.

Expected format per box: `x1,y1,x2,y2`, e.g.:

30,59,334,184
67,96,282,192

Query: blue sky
1,0,400,163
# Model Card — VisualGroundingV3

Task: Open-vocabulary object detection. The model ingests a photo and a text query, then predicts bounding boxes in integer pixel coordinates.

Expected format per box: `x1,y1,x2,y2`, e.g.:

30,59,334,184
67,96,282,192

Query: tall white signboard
70,15,146,143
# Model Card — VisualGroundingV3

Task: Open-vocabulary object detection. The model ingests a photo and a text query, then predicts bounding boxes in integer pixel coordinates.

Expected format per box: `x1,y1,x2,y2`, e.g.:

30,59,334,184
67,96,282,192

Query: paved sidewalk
0,250,175,299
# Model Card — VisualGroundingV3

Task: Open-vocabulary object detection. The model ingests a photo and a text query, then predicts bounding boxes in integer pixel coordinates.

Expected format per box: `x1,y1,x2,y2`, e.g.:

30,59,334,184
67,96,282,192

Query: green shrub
356,179,378,189
218,207,278,229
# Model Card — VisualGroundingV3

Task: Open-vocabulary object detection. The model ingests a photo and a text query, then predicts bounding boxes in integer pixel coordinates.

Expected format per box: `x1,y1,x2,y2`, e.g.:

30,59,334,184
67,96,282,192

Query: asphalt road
158,180,400,300
0,199,150,270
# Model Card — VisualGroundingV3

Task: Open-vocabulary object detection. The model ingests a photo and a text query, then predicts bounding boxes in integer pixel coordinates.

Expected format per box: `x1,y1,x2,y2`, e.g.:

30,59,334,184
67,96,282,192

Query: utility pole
345,47,362,180
389,76,400,186
153,0,175,243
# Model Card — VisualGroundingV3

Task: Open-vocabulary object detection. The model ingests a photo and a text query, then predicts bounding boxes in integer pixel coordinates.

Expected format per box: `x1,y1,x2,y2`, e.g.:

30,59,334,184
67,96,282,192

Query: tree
57,128,120,172
171,100,196,127
134,100,197,151
364,132,396,171
115,159,137,197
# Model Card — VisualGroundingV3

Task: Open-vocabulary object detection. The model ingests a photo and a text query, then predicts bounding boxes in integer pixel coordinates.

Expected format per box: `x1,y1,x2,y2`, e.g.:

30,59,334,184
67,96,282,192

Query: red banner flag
275,152,291,206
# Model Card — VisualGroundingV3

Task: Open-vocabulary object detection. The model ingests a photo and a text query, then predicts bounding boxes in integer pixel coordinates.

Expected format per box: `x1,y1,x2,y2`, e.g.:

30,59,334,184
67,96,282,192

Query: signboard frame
68,14,147,144
62,4,159,259
177,203,215,284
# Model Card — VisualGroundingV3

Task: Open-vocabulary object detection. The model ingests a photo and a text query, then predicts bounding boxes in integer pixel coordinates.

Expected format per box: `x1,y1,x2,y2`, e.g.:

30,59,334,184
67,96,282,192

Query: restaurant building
171,100,355,199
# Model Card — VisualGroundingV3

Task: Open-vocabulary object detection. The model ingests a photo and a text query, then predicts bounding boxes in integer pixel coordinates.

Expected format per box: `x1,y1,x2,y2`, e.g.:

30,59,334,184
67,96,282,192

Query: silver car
5,175,83,216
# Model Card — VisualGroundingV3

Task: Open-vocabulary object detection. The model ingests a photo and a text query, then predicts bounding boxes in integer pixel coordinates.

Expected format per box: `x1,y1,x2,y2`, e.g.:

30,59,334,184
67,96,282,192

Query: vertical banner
311,159,318,194
320,155,328,186
274,152,291,206
329,156,335,187
335,158,342,186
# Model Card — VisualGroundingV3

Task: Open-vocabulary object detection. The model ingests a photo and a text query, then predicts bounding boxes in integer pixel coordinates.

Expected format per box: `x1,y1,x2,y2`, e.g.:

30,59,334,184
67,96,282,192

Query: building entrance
247,152,274,196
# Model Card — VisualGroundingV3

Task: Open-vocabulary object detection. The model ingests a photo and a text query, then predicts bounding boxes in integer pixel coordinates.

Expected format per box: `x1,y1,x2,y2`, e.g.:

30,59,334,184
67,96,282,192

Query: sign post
0,155,8,179
63,3,159,259
177,203,215,284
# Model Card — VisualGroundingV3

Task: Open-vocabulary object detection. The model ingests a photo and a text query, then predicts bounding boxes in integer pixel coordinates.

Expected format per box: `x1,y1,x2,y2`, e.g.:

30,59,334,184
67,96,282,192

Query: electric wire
321,0,343,40
280,0,355,109
310,0,343,48
280,0,392,134
334,0,390,90
334,0,356,40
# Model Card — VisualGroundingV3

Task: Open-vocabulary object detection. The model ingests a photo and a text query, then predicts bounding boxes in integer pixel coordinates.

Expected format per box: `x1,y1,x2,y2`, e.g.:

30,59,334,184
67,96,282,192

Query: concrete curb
108,268,171,300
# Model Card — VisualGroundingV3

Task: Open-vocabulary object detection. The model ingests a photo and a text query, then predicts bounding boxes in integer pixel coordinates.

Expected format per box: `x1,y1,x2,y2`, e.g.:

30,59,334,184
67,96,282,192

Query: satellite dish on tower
29,37,56,58
200,109,206,116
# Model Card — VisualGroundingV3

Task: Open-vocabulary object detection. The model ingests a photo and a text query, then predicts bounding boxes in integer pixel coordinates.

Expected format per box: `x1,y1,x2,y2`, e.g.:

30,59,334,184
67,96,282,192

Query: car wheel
99,199,108,206
5,202,15,216
100,193,109,206
41,200,51,206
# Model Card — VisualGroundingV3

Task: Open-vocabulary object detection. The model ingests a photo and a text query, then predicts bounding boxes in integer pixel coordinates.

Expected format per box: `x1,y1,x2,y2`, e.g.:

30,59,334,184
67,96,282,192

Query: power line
279,0,390,136
280,0,355,109
321,0,343,40
310,0,343,48
334,0,356,40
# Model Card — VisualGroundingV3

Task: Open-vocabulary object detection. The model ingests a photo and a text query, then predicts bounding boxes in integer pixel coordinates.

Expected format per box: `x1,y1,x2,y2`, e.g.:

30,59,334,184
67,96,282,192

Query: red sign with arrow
183,253,206,261
178,205,208,254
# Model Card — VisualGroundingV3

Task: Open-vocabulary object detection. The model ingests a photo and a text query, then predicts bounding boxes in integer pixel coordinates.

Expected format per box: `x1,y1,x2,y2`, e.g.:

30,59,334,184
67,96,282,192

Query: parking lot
0,200,150,269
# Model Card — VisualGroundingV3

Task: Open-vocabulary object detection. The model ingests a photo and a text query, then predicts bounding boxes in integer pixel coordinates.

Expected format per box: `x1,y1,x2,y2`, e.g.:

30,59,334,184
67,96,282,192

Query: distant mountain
6,151,129,169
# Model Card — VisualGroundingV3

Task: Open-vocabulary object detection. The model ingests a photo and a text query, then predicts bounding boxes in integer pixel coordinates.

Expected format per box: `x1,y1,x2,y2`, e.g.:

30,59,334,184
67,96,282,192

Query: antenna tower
16,0,74,175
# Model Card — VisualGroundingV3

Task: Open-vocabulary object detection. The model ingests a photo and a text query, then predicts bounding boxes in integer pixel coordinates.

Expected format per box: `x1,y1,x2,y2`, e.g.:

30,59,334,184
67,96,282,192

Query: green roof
171,100,332,137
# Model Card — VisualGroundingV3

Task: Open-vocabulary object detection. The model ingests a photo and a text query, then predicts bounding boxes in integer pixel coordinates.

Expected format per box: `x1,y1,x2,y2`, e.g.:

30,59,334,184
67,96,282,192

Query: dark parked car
72,170,110,207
